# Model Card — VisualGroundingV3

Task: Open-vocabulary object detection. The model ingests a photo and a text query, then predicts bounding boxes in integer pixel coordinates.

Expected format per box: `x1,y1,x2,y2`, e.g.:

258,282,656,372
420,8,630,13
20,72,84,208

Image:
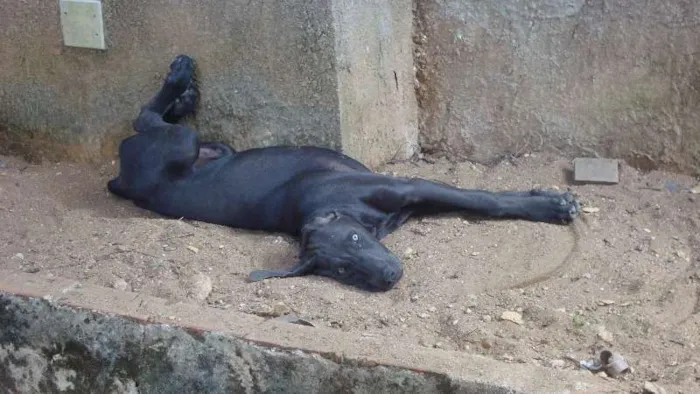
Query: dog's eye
351,233,359,242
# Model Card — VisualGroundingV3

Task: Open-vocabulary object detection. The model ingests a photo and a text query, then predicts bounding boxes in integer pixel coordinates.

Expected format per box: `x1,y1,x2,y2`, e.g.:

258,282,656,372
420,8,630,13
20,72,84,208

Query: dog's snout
382,266,403,288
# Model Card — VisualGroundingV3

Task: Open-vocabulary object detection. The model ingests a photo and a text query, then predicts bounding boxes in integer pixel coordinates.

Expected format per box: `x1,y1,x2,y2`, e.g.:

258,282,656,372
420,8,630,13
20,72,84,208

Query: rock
428,306,437,312
186,273,212,301
597,327,614,343
271,302,291,317
113,278,130,292
643,381,667,394
11,253,25,260
598,300,616,306
573,158,619,184
691,185,700,194
403,247,416,259
582,207,600,213
500,311,524,325
482,315,492,322
186,245,199,253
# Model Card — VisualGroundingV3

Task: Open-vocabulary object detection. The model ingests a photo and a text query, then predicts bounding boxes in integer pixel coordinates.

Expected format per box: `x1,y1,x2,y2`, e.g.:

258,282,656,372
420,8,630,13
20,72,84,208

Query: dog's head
247,211,403,292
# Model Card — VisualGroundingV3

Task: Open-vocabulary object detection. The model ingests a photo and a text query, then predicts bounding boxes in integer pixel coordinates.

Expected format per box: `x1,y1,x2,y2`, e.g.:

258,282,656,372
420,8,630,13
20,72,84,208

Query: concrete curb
0,270,626,393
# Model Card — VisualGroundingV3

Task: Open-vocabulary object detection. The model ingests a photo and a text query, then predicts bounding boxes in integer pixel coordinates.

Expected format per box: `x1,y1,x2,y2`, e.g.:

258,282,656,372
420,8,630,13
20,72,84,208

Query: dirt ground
2,151,699,392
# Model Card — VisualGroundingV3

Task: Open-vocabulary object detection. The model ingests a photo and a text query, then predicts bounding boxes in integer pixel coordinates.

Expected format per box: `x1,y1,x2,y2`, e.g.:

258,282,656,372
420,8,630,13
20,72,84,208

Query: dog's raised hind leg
133,55,196,133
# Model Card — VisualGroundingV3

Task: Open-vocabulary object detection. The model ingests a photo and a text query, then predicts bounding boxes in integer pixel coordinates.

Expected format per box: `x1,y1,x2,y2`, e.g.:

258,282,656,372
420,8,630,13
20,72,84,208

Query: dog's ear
247,258,317,282
306,210,340,228
299,210,341,249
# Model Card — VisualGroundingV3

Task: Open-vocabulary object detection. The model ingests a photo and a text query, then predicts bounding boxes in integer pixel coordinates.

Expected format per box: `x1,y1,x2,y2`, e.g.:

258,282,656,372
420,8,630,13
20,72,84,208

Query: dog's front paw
527,191,580,224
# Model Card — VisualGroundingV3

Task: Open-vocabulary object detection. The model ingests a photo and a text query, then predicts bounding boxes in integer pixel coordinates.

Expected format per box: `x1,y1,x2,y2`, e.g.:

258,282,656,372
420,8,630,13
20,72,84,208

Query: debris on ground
596,326,614,343
573,157,619,184
582,206,600,213
274,313,314,327
500,310,524,325
642,381,667,394
580,350,630,378
113,278,130,292
185,273,212,301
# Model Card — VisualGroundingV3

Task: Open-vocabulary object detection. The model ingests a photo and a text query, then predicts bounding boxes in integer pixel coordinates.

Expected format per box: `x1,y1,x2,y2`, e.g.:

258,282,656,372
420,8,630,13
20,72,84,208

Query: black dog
108,55,580,292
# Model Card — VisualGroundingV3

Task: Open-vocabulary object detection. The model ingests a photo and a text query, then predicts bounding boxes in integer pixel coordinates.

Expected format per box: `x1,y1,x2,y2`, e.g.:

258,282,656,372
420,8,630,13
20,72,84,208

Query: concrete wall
414,0,700,174
0,0,417,169
5,0,700,174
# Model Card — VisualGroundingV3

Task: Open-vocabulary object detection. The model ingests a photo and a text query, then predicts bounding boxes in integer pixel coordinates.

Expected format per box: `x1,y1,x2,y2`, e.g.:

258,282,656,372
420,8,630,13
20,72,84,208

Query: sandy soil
1,152,699,392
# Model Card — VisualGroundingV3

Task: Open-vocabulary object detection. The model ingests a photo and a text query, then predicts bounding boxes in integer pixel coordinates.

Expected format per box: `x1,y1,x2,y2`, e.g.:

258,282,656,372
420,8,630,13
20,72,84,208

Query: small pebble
582,207,600,213
187,273,212,301
643,381,667,394
271,302,291,317
403,247,416,259
500,311,524,325
597,327,614,343
113,279,130,292
482,315,492,322
186,245,199,254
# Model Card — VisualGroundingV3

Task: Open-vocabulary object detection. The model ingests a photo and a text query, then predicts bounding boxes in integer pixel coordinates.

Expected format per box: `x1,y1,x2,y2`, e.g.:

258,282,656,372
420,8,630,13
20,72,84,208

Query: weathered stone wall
0,268,617,394
414,0,700,174
0,294,514,393
0,0,417,169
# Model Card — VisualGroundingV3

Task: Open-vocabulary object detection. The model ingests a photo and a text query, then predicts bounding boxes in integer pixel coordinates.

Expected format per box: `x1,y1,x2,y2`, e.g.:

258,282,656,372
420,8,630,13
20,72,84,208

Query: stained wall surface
415,0,700,174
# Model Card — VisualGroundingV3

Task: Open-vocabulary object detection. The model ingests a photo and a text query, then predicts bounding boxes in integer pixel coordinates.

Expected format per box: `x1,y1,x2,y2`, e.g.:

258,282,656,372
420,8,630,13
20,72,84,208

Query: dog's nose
382,266,403,288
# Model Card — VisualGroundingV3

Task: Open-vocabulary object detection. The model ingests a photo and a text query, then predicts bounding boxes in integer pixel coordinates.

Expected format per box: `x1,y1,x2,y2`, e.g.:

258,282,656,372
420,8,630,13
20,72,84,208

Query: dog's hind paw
165,54,195,92
165,71,198,120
